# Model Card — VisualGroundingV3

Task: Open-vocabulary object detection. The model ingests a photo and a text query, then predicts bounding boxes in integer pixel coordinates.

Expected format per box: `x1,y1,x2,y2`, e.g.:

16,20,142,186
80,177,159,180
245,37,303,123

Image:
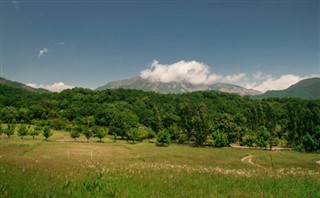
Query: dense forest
0,85,319,152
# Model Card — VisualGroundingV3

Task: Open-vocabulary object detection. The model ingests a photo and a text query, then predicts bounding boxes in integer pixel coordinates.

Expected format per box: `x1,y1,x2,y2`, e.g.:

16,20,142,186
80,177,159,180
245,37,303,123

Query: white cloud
38,48,48,57
253,72,262,80
27,82,74,92
252,74,308,93
223,73,246,84
141,60,210,84
140,60,245,85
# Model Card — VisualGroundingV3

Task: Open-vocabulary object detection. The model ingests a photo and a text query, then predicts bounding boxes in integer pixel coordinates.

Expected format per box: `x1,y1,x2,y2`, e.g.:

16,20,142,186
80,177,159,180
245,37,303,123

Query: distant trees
0,86,319,152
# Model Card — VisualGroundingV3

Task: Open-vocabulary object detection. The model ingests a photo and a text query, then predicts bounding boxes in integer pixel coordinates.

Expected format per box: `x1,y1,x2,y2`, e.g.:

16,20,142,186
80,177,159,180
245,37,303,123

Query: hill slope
0,77,49,94
255,77,320,99
96,76,261,95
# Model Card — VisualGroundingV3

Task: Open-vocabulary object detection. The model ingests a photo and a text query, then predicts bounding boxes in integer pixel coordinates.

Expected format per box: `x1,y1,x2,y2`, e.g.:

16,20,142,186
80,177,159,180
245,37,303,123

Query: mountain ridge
96,76,262,95
0,77,49,93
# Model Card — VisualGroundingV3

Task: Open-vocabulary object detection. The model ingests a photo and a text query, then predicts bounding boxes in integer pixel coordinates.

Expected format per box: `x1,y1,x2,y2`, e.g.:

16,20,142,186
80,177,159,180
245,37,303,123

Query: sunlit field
0,130,319,197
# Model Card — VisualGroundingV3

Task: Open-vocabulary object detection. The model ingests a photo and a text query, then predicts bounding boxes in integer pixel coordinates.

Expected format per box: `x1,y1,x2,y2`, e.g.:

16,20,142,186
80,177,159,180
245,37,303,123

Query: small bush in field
156,129,171,146
42,126,52,141
4,124,15,138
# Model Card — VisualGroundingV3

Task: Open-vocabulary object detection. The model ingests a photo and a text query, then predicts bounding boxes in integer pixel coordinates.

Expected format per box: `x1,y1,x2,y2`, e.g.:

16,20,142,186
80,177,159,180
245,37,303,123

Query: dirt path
230,144,291,151
241,154,267,170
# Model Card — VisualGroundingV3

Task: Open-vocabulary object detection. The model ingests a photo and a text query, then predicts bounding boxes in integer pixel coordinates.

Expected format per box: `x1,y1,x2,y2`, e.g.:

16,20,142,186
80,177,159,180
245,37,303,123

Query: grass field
0,130,319,197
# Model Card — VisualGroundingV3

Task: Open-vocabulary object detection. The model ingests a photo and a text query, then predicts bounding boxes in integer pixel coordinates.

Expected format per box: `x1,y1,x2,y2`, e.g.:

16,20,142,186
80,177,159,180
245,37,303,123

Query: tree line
0,87,319,151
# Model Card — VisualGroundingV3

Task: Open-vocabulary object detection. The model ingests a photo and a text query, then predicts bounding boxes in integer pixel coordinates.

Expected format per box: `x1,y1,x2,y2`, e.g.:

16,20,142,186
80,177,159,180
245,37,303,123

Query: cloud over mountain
139,60,318,93
140,60,217,84
252,74,310,93
27,82,74,92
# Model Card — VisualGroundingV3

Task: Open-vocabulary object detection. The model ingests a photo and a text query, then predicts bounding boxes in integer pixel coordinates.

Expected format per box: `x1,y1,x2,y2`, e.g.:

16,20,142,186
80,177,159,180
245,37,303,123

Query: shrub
213,132,228,147
156,129,171,146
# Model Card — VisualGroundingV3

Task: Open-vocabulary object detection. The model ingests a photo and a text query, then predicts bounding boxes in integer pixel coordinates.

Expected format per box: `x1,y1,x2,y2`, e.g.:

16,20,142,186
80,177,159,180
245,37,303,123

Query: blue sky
0,0,319,92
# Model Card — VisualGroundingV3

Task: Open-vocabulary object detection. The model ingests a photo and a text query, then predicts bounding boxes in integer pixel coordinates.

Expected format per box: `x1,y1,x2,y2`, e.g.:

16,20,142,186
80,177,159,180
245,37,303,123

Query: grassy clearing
0,131,319,197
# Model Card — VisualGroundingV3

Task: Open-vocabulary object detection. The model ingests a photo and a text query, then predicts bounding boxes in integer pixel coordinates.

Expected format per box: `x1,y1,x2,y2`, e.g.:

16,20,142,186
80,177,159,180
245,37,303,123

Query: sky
0,0,319,92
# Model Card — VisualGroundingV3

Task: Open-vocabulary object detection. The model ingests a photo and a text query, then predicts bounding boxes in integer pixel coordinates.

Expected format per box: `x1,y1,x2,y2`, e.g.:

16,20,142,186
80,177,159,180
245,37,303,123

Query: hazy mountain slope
96,76,262,95
208,83,262,95
255,77,320,99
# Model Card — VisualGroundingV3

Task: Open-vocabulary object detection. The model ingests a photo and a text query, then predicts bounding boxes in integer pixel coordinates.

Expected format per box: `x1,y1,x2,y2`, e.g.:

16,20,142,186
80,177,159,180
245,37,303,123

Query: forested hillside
0,87,319,152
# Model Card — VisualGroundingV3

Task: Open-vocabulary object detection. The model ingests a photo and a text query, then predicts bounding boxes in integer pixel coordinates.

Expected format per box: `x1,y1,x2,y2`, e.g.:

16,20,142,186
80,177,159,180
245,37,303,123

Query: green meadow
0,130,319,198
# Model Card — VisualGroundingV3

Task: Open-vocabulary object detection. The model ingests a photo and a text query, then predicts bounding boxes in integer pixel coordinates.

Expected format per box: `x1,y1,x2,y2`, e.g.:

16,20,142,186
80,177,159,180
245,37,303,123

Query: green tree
86,116,95,128
18,108,33,124
109,110,139,140
18,124,28,139
178,103,195,144
192,103,210,146
167,124,180,141
213,132,228,147
83,127,93,143
42,126,52,141
70,125,83,141
214,113,239,144
241,128,256,148
0,123,3,135
146,127,156,139
1,106,18,123
151,105,163,133
156,129,171,146
314,126,320,150
256,126,270,150
302,133,318,152
4,124,15,138
93,126,107,142
29,126,42,139
70,128,81,141
178,133,187,145
127,127,147,143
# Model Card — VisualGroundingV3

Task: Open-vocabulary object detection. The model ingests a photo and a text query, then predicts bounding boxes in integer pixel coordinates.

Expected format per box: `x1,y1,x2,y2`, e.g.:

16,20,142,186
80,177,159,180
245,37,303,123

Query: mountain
207,83,261,95
96,76,262,95
0,77,49,94
255,77,320,99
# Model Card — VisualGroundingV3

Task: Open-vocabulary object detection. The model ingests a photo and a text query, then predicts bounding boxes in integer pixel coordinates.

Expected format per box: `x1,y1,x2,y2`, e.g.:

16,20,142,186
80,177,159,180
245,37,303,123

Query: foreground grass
0,131,319,197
